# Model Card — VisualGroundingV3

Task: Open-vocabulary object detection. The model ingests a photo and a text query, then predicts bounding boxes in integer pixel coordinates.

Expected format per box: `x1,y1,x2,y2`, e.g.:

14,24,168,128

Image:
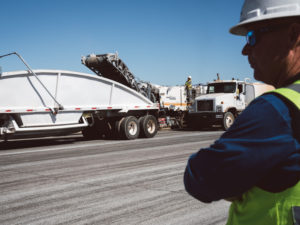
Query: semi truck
0,52,160,141
187,78,274,130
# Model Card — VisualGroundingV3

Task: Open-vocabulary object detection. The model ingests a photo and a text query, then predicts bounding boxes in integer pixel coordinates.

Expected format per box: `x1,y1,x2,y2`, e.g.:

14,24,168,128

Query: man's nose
242,44,250,56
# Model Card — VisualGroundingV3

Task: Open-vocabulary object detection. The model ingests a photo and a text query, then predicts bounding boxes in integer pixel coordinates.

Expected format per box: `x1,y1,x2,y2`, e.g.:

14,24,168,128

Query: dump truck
0,52,160,141
187,78,274,130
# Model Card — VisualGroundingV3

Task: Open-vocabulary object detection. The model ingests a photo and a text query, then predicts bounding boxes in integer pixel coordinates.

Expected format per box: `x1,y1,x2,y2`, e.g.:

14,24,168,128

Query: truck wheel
120,116,140,140
223,112,235,131
139,115,158,138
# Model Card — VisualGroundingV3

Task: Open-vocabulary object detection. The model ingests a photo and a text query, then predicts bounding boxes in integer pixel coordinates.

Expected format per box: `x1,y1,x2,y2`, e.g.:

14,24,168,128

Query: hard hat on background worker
230,0,300,35
188,76,192,79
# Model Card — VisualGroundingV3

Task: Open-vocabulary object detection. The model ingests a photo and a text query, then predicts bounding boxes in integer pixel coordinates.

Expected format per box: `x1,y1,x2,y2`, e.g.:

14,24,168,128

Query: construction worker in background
185,75,192,103
184,0,300,224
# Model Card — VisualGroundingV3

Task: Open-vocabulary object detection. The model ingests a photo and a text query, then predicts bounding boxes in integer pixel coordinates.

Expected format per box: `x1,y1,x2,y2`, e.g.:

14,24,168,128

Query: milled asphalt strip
0,131,222,156
0,140,214,170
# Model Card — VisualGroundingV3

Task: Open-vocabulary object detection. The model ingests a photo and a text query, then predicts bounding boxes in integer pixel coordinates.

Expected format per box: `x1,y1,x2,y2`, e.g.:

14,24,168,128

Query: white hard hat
188,76,192,79
230,0,300,35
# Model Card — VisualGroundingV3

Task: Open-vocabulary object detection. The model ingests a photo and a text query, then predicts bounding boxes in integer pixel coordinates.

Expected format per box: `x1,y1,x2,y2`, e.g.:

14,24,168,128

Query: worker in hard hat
184,0,300,224
185,76,192,103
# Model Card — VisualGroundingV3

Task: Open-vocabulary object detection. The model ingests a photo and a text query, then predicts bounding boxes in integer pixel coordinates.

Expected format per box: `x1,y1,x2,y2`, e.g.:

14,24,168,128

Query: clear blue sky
1,0,252,86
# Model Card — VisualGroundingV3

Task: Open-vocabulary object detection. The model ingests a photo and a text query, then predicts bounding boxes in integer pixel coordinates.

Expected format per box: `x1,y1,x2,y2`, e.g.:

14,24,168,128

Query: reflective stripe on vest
226,80,300,225
185,80,192,89
272,81,300,110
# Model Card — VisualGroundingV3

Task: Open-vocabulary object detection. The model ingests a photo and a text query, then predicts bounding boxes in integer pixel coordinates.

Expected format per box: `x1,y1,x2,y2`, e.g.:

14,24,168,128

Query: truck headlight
216,105,223,112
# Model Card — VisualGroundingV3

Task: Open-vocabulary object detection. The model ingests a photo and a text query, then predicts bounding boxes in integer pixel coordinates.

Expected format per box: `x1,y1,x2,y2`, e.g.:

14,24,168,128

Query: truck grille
197,100,213,111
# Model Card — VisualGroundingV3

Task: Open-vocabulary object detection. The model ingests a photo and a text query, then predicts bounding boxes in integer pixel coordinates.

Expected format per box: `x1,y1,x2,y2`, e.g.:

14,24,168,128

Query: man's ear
288,23,300,47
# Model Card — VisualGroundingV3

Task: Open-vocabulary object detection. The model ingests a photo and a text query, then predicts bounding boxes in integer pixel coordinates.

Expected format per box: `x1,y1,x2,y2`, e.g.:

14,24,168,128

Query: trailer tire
139,115,158,138
111,118,124,139
223,112,235,131
120,116,140,140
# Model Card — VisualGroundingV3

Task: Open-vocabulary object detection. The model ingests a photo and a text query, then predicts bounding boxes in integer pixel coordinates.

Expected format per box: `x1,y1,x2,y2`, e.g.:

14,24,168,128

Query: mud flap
292,206,300,225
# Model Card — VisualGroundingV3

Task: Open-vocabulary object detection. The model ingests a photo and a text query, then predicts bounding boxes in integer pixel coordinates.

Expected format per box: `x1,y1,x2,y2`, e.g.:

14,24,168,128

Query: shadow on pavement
0,135,85,151
168,126,224,132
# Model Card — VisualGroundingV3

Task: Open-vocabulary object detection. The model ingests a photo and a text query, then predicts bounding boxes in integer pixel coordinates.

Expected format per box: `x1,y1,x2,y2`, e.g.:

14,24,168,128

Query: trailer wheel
120,116,140,140
223,112,235,131
139,115,158,138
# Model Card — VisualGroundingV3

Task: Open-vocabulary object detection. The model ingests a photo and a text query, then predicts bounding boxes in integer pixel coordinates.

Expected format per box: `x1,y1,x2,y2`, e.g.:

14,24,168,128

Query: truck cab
187,79,273,130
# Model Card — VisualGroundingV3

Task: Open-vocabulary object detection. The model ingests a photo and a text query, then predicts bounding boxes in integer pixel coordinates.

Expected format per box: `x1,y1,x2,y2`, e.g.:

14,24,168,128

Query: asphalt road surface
0,129,230,225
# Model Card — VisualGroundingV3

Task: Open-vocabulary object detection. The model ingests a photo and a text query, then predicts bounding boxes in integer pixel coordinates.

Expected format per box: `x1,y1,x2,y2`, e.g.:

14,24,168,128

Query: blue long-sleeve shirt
184,93,300,203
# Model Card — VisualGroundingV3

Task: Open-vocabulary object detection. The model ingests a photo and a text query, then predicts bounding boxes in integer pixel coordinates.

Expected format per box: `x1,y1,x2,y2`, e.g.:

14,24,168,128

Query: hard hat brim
230,12,300,36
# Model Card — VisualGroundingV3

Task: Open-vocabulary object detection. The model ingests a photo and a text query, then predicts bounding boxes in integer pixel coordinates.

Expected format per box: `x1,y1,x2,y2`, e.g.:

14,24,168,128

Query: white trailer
0,53,159,140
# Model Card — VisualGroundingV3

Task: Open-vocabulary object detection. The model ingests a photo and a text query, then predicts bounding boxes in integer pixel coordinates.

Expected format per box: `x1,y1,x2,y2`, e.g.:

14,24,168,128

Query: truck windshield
207,82,236,94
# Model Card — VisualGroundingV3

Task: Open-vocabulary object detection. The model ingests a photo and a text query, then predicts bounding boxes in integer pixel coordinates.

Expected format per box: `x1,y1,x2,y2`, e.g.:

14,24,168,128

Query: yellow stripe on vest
273,87,300,110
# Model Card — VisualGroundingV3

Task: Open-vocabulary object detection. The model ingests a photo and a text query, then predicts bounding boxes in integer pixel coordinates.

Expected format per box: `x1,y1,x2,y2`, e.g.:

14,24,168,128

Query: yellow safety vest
226,80,300,225
185,80,192,90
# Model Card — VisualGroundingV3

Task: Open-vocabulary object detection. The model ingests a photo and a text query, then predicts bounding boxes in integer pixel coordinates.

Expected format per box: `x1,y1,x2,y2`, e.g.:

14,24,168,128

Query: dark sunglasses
246,25,287,46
